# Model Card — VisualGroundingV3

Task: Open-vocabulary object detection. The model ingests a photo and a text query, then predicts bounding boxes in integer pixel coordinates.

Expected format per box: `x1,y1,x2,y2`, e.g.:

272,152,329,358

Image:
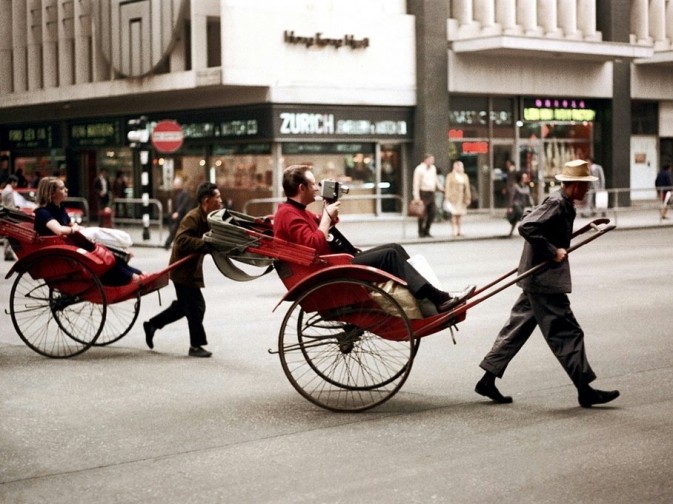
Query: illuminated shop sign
523,98,597,122
449,109,512,126
278,112,408,137
283,30,369,49
70,121,122,147
4,124,59,149
448,130,489,154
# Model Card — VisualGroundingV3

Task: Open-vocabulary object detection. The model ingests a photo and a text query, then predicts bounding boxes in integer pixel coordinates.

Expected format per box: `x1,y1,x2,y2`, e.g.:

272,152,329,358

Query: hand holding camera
319,179,350,203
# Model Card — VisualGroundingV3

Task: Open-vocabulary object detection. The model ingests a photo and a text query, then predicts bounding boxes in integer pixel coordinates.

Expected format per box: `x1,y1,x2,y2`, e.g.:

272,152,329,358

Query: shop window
631,101,658,135
207,17,221,68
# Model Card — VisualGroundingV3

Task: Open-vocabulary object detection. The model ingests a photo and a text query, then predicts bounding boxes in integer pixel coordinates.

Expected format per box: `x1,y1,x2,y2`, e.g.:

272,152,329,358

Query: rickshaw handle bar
456,219,616,315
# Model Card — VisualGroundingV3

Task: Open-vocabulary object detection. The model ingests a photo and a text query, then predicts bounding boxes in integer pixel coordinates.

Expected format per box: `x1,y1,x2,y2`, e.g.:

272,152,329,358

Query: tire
10,254,106,358
278,279,415,412
92,293,141,346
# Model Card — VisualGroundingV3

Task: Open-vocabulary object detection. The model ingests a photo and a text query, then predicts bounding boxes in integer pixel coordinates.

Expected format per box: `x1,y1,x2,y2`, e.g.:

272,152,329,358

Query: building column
58,0,74,86
408,0,450,173
649,0,669,50
27,0,42,90
667,0,673,44
558,0,580,39
43,0,58,88
74,0,92,84
577,0,599,40
474,0,501,35
0,0,14,94
516,0,543,36
538,0,562,38
12,0,27,93
597,0,632,206
495,0,521,35
630,0,651,44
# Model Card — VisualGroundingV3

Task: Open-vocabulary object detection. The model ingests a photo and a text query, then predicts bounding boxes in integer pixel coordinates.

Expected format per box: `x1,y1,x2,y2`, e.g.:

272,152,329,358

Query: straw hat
555,159,598,182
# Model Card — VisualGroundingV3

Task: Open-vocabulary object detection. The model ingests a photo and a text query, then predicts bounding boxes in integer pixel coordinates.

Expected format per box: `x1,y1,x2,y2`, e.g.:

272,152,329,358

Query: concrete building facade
0,0,671,221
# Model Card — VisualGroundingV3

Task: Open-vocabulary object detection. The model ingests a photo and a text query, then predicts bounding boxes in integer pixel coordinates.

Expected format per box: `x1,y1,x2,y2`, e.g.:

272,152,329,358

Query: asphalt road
1,227,671,503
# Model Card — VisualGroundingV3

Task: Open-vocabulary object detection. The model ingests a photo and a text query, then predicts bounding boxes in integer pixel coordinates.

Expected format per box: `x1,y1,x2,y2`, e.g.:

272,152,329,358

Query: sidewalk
120,206,672,249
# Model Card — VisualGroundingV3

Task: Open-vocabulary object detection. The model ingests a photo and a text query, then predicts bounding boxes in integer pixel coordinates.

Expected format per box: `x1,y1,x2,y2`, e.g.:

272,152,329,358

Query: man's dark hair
7,175,18,184
282,165,312,197
196,182,218,203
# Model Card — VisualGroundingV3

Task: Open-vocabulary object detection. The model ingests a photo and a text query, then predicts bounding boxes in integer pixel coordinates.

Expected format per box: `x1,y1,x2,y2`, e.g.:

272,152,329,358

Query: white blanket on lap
81,227,133,250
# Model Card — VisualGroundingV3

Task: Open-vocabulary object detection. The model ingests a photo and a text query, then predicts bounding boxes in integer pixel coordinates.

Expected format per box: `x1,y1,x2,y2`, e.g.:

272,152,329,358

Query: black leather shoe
475,379,513,404
578,387,620,408
437,285,476,313
143,321,156,349
188,346,212,358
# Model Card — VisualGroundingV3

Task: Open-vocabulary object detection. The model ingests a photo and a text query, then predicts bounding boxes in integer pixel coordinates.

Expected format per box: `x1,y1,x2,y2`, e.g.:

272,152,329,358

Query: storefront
448,96,605,210
149,104,413,216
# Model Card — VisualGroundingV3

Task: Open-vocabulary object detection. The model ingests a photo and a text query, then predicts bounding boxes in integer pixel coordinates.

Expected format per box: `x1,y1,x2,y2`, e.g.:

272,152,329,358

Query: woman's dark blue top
34,203,69,235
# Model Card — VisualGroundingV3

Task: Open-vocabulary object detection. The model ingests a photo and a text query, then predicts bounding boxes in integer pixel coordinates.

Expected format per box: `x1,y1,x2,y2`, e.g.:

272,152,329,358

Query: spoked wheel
92,293,141,346
9,254,107,358
278,279,415,412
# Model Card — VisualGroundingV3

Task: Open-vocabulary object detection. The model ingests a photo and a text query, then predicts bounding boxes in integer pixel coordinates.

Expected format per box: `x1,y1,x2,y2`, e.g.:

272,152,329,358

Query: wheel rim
10,255,106,358
278,279,415,412
93,294,141,346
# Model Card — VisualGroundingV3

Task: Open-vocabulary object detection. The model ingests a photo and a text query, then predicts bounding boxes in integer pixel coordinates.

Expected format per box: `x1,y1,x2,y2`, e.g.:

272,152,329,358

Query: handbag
408,199,425,218
442,199,454,216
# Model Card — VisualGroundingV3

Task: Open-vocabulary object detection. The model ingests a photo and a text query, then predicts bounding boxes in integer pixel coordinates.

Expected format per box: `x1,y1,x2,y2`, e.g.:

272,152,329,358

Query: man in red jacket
274,165,474,313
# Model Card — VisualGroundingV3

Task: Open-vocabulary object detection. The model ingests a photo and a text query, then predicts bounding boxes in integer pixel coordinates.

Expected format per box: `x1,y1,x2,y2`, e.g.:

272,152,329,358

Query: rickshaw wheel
9,254,106,358
278,279,415,412
92,293,141,346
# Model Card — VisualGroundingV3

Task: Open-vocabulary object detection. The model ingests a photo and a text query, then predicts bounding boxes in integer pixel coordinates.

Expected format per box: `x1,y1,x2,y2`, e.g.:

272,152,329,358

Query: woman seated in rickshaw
274,165,474,314
33,176,144,286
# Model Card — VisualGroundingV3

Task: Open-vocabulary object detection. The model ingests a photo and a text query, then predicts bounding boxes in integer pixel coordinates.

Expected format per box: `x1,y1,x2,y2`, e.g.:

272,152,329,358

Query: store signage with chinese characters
523,98,597,122
278,112,408,137
69,121,122,147
5,125,58,149
448,130,488,154
284,30,369,49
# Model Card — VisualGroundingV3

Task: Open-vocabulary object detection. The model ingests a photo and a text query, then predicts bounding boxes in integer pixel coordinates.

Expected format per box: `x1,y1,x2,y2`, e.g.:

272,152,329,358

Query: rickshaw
0,206,194,358
204,209,615,412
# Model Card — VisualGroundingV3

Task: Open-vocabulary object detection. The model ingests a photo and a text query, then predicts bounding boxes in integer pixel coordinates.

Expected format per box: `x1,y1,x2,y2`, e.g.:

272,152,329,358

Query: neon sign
523,98,597,122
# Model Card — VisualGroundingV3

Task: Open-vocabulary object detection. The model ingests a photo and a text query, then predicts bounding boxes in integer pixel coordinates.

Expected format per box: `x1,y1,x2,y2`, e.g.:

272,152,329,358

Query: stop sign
151,120,184,153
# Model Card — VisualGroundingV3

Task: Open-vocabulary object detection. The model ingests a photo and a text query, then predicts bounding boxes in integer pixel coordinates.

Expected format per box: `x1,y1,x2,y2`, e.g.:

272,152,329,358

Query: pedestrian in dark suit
475,160,620,408
164,176,193,249
143,182,222,357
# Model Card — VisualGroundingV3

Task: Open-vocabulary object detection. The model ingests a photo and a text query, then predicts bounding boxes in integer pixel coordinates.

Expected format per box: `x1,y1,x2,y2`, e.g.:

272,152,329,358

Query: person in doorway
94,168,111,211
143,182,222,358
475,160,620,408
444,160,472,237
112,170,128,218
655,164,672,220
412,154,442,238
1,175,19,260
164,176,193,250
275,165,475,314
506,171,533,237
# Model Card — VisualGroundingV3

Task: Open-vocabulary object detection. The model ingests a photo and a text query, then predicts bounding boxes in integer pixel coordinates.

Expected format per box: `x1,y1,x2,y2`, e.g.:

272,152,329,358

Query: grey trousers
479,291,596,387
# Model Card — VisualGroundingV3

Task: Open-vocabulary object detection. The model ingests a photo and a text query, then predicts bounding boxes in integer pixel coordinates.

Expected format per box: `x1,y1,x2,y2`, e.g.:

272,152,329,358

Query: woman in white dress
444,160,471,237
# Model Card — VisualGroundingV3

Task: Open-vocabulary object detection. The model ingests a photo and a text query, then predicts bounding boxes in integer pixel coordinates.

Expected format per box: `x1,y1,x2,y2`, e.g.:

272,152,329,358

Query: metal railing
109,198,165,242
243,193,418,238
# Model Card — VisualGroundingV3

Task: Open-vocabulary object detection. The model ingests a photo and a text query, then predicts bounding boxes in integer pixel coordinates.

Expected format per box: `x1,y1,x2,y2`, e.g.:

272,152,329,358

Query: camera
319,179,350,202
